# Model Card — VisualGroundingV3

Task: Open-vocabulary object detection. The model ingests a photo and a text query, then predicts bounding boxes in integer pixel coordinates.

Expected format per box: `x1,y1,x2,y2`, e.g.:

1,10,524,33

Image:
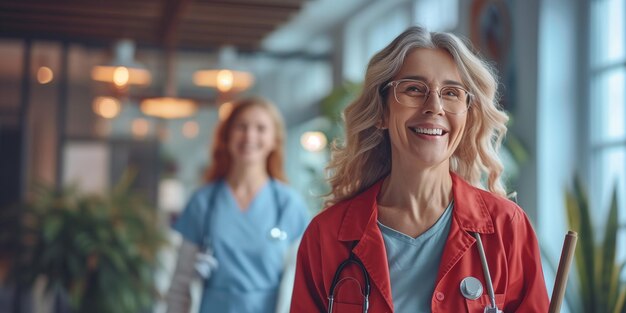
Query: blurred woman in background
167,96,309,313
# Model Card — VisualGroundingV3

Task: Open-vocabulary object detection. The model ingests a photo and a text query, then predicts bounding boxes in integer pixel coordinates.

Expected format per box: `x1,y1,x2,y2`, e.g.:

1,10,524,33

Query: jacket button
435,291,445,301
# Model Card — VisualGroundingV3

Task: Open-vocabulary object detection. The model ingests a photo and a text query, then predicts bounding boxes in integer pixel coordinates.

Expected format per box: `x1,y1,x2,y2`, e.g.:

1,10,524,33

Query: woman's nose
421,91,445,115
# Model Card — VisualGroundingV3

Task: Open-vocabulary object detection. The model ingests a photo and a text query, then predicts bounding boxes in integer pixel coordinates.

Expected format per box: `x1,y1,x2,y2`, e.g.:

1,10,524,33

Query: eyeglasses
384,79,473,114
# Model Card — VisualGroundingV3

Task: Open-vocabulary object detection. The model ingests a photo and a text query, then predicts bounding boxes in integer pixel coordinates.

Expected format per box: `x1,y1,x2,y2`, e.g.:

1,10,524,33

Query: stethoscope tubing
328,232,501,312
201,179,285,249
327,253,370,313
473,232,498,310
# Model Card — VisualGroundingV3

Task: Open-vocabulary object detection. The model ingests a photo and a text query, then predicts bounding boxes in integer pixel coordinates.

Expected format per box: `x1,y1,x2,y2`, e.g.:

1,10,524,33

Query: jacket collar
334,172,495,311
449,172,495,234
337,171,494,242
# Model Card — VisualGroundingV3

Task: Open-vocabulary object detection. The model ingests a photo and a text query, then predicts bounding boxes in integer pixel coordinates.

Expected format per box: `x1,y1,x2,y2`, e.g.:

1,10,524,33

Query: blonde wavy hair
326,26,509,206
205,96,287,183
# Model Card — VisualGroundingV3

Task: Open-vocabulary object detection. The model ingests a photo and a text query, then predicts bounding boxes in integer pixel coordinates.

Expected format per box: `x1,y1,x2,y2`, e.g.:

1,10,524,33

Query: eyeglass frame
383,79,474,114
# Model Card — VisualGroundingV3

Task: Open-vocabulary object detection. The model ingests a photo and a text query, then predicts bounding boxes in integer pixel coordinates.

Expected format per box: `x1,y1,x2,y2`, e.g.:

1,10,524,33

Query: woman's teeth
411,127,444,136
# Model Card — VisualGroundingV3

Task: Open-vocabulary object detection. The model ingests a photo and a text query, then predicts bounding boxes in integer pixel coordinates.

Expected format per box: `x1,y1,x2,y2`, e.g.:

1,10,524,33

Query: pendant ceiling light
91,39,151,87
140,49,197,119
193,46,254,93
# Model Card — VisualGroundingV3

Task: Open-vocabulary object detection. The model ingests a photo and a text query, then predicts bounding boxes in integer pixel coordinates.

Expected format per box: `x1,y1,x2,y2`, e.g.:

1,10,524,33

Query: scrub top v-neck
174,179,310,313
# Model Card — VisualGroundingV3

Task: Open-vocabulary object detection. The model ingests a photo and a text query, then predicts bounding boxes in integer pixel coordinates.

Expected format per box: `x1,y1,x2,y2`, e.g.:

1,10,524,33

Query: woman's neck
226,163,269,191
376,161,452,237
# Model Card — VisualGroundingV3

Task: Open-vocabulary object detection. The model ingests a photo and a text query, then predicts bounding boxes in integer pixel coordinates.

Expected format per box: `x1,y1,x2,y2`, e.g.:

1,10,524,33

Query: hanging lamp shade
91,40,151,87
193,69,254,93
139,49,197,119
140,97,196,119
193,46,255,93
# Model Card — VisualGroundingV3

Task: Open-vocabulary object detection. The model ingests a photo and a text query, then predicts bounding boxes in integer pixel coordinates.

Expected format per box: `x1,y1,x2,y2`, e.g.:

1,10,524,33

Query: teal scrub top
378,200,453,313
174,179,310,313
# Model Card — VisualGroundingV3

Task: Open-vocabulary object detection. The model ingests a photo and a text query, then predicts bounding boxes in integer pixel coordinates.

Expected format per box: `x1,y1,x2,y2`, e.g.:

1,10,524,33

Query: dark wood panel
0,2,161,18
184,13,285,27
195,0,302,10
0,0,307,52
202,0,304,4
177,23,276,36
159,0,194,46
0,23,158,44
187,4,297,18
0,13,158,30
178,33,263,44
177,38,259,50
13,0,158,3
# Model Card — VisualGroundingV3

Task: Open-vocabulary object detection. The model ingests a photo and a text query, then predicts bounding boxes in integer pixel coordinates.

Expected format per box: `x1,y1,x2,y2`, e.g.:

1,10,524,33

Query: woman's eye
403,84,427,95
442,88,461,98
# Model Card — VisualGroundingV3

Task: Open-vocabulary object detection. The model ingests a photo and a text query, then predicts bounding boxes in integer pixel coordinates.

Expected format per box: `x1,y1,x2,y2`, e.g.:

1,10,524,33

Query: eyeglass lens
393,80,470,114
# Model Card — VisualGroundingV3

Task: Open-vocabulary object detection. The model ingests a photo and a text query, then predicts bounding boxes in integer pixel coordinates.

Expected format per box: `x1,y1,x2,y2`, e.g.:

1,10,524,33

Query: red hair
204,96,287,183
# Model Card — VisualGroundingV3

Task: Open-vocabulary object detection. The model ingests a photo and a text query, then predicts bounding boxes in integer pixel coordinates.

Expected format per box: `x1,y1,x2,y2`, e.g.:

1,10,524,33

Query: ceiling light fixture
300,131,328,152
36,66,54,84
91,39,151,87
193,46,254,93
140,97,196,119
140,49,197,119
92,96,122,119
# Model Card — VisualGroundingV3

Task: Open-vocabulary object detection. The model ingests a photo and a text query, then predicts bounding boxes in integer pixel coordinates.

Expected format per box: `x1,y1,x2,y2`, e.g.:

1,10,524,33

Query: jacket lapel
337,181,394,312
436,173,495,284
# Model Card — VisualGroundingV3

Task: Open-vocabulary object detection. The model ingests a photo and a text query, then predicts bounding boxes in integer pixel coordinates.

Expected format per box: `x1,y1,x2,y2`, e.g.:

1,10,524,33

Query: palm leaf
566,182,593,312
617,291,626,313
612,261,626,313
565,177,625,313
603,188,620,311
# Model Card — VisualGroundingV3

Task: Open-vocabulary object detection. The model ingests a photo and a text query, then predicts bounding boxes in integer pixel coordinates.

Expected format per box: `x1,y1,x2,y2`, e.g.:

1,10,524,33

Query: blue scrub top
378,200,453,313
174,179,310,313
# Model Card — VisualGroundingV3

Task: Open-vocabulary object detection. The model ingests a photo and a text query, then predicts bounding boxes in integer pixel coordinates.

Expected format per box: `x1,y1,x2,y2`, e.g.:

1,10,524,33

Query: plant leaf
567,177,596,312
601,187,619,311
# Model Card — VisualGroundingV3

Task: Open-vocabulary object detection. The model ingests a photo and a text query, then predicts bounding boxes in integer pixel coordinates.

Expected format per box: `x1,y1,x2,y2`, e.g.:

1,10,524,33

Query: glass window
364,10,410,62
413,0,459,32
592,147,626,222
590,0,626,258
591,0,625,68
591,68,626,142
343,2,413,82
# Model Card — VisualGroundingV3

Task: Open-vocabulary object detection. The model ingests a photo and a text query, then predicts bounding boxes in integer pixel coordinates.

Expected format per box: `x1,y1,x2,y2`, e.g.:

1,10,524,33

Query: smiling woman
381,48,471,178
165,97,310,313
290,26,549,313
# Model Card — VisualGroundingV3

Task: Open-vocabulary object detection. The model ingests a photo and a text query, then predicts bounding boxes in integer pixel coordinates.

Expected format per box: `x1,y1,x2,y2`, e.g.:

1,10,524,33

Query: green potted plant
16,173,166,313
319,81,362,143
564,177,625,313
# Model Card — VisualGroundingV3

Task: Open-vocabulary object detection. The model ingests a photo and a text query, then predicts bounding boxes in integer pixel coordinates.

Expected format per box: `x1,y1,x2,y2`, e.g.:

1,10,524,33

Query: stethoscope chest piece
460,276,483,300
269,226,287,241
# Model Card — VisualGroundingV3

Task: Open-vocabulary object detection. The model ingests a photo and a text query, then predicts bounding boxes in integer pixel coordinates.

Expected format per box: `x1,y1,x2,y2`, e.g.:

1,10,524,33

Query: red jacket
290,173,549,312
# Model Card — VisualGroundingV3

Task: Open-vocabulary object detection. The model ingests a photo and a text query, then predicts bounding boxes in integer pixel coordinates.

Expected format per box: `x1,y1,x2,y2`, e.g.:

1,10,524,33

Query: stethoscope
327,232,502,313
328,251,370,313
201,179,288,250
195,179,288,280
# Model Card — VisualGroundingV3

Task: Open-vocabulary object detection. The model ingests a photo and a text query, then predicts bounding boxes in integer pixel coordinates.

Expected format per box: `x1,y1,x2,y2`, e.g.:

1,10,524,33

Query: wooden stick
548,231,578,313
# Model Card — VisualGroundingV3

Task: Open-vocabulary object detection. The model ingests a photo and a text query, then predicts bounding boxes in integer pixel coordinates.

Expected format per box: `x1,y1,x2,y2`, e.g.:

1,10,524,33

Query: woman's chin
232,154,266,165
